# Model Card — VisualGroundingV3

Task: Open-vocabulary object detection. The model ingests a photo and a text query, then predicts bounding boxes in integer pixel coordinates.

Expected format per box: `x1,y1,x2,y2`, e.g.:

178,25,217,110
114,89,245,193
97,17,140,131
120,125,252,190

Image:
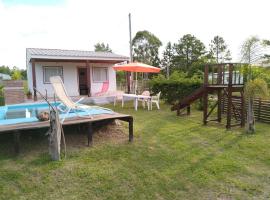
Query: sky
0,0,269,69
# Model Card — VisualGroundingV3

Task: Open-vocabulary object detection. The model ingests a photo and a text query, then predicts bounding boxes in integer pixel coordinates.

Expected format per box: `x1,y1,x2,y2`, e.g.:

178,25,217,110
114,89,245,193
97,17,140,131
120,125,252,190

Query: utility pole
216,36,219,63
129,13,133,62
127,13,132,93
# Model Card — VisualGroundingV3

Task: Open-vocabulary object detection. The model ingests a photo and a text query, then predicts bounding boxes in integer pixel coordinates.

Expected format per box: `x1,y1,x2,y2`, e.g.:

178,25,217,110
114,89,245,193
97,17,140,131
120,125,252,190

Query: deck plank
0,113,132,133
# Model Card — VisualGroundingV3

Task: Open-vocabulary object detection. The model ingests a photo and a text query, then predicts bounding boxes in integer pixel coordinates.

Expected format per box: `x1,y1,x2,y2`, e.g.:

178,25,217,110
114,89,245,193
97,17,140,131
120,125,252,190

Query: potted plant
26,90,32,99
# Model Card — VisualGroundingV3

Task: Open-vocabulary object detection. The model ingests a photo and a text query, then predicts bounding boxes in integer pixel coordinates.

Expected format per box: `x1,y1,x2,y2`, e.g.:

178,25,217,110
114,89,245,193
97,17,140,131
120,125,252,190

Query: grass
1,102,270,199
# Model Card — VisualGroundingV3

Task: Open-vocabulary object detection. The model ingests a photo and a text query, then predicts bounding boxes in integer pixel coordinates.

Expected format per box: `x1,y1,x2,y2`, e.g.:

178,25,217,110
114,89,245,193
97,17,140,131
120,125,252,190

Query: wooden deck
0,113,133,154
207,84,243,90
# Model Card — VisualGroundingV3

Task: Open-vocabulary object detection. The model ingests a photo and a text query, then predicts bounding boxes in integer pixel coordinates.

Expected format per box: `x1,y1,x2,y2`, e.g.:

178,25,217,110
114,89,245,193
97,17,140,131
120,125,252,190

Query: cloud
0,0,269,68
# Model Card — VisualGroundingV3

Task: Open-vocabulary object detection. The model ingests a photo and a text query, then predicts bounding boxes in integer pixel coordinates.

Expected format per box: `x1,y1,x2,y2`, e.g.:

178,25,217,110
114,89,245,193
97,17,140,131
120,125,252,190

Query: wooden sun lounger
0,113,133,154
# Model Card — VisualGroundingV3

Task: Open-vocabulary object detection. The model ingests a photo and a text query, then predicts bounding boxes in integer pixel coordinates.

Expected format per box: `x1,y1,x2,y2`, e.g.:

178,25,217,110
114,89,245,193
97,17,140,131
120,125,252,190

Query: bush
0,85,4,106
11,70,22,80
150,78,203,104
23,80,28,94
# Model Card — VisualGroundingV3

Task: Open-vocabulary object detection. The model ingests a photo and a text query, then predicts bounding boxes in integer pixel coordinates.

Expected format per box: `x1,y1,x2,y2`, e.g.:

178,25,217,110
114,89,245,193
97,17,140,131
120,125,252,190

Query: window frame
43,66,64,84
92,67,108,83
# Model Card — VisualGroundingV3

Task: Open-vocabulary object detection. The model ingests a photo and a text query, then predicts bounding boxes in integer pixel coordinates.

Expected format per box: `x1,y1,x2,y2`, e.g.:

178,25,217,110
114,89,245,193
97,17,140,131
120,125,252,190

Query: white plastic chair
138,91,150,109
151,92,161,110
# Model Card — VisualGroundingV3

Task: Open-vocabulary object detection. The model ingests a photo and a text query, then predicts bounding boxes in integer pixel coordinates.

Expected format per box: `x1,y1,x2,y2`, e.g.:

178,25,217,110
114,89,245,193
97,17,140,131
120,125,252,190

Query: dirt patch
64,120,127,148
93,120,127,144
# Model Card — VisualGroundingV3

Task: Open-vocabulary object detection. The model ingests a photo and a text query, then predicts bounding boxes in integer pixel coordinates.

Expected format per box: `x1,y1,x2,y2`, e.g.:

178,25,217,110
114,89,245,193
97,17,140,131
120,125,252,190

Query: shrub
150,78,203,104
11,70,22,80
23,81,28,94
0,85,4,106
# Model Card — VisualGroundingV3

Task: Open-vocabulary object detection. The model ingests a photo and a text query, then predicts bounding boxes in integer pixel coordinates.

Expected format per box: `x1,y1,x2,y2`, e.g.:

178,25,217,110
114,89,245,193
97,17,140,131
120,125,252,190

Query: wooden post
203,65,209,125
222,64,225,85
226,64,233,129
187,105,191,115
87,122,93,146
217,66,222,122
203,91,208,125
238,65,241,85
119,116,134,142
217,89,222,123
48,109,62,161
177,108,180,116
128,117,133,142
234,70,237,85
258,98,261,121
86,60,91,97
32,59,37,101
241,91,245,127
14,131,20,154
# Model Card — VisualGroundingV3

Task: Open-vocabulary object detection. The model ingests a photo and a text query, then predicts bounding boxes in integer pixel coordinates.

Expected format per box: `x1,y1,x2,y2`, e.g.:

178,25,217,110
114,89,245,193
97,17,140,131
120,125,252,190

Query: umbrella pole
135,72,138,95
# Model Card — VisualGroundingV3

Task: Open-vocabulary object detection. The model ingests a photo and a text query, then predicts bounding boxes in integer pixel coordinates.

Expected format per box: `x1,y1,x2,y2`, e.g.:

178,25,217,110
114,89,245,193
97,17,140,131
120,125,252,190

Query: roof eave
29,55,129,62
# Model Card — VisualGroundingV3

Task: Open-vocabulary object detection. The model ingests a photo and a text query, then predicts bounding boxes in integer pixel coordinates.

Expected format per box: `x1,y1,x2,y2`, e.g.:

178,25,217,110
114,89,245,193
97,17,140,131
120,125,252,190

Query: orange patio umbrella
113,62,160,93
113,62,161,73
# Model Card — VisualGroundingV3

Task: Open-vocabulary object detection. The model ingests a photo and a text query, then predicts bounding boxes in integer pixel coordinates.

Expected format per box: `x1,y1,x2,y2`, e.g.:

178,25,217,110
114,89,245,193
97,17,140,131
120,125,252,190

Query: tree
209,36,231,63
240,36,268,133
11,69,22,80
161,42,174,79
132,30,162,67
240,36,264,64
94,42,112,52
173,34,206,71
245,79,268,133
262,39,270,63
0,66,26,80
20,69,27,80
0,65,11,75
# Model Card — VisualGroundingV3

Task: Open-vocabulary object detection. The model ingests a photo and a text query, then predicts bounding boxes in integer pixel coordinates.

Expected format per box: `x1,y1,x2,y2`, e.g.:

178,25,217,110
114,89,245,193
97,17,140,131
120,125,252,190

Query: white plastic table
122,94,151,111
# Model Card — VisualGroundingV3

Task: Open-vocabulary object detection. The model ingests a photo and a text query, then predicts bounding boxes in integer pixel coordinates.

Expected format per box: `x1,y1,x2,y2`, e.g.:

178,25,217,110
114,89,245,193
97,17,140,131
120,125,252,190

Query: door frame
77,66,90,96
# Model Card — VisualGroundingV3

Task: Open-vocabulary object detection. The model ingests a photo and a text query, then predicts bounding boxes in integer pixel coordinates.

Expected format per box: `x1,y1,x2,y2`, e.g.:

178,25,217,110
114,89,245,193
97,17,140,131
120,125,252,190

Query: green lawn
1,103,270,199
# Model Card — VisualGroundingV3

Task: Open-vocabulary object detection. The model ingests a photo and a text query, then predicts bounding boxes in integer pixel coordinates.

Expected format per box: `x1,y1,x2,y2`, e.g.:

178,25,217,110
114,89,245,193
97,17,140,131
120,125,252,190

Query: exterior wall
35,62,80,97
26,51,33,93
29,61,117,97
90,63,116,95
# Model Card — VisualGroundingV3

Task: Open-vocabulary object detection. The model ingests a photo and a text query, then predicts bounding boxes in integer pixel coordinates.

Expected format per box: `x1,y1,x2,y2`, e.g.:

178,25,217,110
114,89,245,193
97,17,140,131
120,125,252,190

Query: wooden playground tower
172,63,246,129
203,63,245,129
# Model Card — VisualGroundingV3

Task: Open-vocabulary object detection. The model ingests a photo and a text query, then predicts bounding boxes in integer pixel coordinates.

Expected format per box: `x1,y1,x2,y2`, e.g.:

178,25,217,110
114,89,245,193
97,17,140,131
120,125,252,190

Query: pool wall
0,102,113,126
0,106,7,120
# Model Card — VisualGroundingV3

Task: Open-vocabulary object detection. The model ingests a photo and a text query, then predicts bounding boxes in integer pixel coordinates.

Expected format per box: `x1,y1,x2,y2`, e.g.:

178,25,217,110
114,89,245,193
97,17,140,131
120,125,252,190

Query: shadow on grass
0,122,128,161
29,153,52,166
0,126,79,161
0,129,48,161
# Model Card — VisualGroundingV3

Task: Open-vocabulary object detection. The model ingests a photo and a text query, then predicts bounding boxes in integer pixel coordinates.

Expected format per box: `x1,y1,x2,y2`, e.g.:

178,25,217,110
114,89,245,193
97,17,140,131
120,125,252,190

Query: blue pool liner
0,106,8,120
0,102,113,126
0,117,39,125
7,102,60,110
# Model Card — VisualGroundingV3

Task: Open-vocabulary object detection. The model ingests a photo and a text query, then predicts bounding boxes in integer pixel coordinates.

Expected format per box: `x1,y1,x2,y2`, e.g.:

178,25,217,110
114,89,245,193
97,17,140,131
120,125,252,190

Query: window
92,67,108,82
43,66,63,83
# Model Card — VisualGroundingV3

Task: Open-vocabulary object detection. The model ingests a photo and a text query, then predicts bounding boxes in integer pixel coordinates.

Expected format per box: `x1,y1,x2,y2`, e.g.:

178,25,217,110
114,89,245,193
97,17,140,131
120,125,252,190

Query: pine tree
209,36,231,63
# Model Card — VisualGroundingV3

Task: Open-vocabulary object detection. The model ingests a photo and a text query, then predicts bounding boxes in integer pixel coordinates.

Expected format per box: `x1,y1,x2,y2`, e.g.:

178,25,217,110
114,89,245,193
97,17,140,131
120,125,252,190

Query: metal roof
0,73,11,80
26,48,129,62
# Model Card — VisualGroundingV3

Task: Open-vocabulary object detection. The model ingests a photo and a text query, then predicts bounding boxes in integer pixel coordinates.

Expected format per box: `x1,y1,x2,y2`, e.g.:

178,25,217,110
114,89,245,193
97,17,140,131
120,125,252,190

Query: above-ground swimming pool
0,102,113,126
